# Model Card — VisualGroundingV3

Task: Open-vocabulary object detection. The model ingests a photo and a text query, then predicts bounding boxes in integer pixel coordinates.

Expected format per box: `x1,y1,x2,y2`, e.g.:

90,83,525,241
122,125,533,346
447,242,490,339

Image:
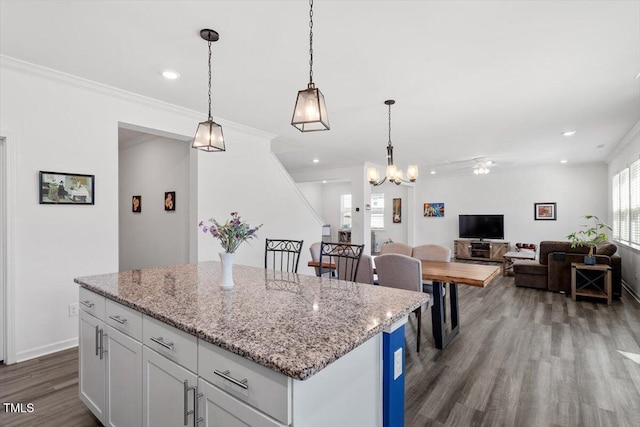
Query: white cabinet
142,346,198,427
198,377,285,427
105,325,142,427
79,310,106,425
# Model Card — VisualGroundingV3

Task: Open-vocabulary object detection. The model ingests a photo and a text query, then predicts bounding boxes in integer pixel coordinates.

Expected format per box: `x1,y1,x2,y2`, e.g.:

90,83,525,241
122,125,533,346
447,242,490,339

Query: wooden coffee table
502,250,536,276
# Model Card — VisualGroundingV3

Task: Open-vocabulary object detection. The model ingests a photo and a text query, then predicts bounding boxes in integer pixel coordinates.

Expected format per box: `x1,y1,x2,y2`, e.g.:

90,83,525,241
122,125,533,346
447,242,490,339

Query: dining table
308,258,501,349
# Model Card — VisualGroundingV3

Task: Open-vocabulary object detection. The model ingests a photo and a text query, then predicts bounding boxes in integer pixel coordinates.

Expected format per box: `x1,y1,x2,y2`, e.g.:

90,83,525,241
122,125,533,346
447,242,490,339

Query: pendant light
291,0,330,132
367,100,418,186
192,29,225,152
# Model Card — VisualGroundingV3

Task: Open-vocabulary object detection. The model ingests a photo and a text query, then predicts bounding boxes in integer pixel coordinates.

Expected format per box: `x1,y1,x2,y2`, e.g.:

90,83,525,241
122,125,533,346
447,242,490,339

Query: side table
571,262,612,305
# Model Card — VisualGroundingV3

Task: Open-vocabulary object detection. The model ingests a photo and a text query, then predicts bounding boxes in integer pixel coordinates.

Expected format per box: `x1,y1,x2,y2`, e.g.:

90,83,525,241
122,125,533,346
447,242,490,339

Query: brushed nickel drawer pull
150,336,174,350
214,369,248,390
108,314,127,324
80,300,95,308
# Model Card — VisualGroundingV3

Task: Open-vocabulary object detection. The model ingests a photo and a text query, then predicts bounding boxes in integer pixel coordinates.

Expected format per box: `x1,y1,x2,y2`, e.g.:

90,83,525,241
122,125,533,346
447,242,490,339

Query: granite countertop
74,261,429,380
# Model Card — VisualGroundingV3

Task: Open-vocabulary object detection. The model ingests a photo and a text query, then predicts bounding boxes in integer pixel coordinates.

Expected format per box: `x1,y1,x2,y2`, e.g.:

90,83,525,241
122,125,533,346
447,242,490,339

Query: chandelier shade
192,28,225,152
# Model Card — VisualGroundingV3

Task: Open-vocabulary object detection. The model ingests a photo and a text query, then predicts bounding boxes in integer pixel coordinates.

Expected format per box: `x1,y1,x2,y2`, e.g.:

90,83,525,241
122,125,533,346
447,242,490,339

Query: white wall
320,182,351,242
296,182,323,218
371,183,408,248
0,57,322,362
412,163,609,251
607,121,640,298
119,135,191,270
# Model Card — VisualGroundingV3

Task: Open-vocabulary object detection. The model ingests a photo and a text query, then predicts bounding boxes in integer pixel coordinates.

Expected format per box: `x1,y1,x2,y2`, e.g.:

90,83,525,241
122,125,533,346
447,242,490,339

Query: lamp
192,29,225,152
291,0,329,132
367,100,418,186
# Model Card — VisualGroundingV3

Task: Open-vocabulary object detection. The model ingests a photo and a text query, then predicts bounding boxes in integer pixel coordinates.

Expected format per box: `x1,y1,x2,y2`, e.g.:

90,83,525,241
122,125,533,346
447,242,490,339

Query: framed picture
39,171,94,205
132,195,141,213
424,202,445,217
164,191,175,211
393,198,401,223
534,202,556,220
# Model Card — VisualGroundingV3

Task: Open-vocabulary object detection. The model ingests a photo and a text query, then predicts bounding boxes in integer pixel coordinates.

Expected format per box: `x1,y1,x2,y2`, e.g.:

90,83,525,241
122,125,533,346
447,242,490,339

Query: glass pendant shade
407,165,419,181
367,167,380,184
291,84,330,132
192,119,225,152
393,170,404,185
386,164,398,181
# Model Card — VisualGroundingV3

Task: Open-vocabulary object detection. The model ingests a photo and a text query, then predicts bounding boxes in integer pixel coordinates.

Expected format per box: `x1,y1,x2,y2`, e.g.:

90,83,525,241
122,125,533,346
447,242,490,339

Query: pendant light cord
208,40,213,120
388,102,392,146
308,0,314,85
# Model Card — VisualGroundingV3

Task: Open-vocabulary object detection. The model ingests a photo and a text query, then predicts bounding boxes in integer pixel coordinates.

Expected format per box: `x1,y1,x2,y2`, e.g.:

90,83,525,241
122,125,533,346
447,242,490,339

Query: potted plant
566,215,612,265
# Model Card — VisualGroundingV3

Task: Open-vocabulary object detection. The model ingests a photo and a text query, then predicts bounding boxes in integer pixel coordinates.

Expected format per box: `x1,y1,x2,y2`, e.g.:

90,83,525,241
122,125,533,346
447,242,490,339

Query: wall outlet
68,302,79,317
393,348,403,380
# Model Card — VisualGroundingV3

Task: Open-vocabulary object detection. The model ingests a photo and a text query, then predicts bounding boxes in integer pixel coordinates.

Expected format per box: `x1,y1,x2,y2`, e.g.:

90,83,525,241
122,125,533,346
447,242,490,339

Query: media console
454,239,509,262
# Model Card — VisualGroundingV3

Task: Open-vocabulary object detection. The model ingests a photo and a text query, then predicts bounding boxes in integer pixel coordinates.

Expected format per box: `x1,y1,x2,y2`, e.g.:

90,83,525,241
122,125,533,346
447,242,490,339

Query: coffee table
502,250,536,276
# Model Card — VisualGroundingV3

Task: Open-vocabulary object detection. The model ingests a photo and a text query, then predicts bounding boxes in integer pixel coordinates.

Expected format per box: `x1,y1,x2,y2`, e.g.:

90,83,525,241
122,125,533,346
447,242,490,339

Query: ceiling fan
435,156,507,175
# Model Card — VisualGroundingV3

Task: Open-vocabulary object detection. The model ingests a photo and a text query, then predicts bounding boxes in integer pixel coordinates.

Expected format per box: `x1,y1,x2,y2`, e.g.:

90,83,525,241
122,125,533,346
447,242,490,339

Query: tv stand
454,239,509,262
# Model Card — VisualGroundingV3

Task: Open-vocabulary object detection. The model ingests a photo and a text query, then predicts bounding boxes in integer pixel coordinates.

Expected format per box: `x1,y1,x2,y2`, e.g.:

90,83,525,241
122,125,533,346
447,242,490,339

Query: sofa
513,241,622,298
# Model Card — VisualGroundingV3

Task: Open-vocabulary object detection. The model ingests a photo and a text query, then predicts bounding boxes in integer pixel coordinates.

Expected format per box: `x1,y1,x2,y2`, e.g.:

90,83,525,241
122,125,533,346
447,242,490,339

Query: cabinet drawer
106,299,143,342
143,316,197,373
79,287,105,321
198,340,290,425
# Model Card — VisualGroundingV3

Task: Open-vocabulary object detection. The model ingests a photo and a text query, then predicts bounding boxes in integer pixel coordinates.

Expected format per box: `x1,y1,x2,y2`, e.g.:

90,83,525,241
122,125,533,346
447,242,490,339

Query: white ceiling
1,1,639,176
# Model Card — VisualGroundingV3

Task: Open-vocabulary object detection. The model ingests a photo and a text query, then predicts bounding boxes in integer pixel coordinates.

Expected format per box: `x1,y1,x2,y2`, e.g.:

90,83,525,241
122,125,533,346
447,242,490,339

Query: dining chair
309,242,327,277
319,242,365,282
412,244,451,290
375,253,429,352
265,239,304,273
355,254,374,284
380,242,413,257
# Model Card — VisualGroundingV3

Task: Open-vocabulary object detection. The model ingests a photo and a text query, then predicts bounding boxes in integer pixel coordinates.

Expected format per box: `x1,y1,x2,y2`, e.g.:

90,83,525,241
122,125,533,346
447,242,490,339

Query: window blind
630,159,640,245
620,168,630,242
612,173,620,239
370,193,385,229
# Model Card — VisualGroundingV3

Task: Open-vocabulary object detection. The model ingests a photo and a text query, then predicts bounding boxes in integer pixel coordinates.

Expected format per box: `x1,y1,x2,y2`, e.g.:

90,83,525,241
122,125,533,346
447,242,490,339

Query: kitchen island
75,261,429,427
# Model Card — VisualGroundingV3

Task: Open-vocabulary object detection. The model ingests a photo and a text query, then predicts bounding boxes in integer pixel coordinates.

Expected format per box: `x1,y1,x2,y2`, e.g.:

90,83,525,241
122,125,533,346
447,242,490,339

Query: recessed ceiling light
560,159,568,164
313,159,320,163
162,70,180,80
430,170,437,175
562,131,576,137
322,180,327,184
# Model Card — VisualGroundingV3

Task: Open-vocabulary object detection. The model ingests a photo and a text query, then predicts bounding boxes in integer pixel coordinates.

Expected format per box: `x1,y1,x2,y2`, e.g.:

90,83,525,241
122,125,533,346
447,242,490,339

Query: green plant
566,215,612,257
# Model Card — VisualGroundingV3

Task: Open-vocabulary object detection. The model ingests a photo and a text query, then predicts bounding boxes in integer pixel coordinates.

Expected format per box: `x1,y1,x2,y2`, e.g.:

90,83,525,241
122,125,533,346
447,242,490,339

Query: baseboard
622,280,640,304
15,337,78,363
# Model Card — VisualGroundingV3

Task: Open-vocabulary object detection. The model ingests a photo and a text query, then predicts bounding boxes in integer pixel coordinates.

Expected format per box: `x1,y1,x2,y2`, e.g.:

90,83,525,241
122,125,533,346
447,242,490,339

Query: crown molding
0,55,276,141
607,120,640,163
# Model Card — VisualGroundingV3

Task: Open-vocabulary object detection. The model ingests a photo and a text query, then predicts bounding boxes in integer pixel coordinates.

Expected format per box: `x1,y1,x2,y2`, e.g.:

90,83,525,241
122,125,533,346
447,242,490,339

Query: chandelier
192,29,225,152
367,100,418,186
291,0,329,132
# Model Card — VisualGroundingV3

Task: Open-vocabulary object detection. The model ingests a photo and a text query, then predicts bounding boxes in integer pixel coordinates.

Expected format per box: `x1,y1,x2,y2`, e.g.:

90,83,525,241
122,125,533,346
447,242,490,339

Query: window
612,158,640,246
371,193,384,229
340,194,352,229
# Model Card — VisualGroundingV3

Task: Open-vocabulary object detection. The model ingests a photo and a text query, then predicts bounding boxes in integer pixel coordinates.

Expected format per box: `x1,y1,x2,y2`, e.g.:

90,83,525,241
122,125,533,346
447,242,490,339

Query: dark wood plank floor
1,275,639,426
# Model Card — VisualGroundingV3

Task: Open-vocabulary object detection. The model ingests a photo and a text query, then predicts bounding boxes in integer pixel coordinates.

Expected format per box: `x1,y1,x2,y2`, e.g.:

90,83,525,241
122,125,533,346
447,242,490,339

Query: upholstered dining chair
354,254,374,285
411,244,452,292
265,239,304,273
309,242,323,277
375,253,430,352
380,242,413,257
319,242,365,282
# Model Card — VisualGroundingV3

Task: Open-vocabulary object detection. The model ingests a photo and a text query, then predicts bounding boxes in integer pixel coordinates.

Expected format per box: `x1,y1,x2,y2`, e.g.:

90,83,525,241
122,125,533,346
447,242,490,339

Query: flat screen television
459,214,504,240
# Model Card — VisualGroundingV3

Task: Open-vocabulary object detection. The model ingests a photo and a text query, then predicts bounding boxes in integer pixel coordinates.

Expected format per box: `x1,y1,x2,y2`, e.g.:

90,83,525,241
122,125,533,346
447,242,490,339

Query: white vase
219,252,235,289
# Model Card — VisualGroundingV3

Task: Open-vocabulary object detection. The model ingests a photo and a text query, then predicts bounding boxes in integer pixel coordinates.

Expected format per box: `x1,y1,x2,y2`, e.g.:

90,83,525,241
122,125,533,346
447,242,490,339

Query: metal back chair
375,253,428,352
265,239,304,273
319,242,365,282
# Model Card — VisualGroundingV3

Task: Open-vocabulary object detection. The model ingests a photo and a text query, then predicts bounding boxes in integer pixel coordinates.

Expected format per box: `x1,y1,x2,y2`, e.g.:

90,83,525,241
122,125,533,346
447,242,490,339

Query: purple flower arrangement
199,212,263,253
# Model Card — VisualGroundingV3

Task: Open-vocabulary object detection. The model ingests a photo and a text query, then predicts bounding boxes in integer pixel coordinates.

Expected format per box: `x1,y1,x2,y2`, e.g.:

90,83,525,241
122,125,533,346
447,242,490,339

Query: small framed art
424,202,445,217
534,202,556,220
132,195,141,213
164,191,175,211
393,198,401,223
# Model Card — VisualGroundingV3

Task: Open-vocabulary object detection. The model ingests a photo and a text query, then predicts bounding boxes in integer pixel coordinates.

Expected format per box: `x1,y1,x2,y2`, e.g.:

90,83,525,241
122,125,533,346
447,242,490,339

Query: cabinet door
79,310,106,424
106,326,142,427
143,346,198,427
455,241,470,258
198,378,284,427
490,243,508,260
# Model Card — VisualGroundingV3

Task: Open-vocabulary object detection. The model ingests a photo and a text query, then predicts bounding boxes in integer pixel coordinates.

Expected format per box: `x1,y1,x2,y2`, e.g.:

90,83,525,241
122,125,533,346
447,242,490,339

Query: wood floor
1,275,639,426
